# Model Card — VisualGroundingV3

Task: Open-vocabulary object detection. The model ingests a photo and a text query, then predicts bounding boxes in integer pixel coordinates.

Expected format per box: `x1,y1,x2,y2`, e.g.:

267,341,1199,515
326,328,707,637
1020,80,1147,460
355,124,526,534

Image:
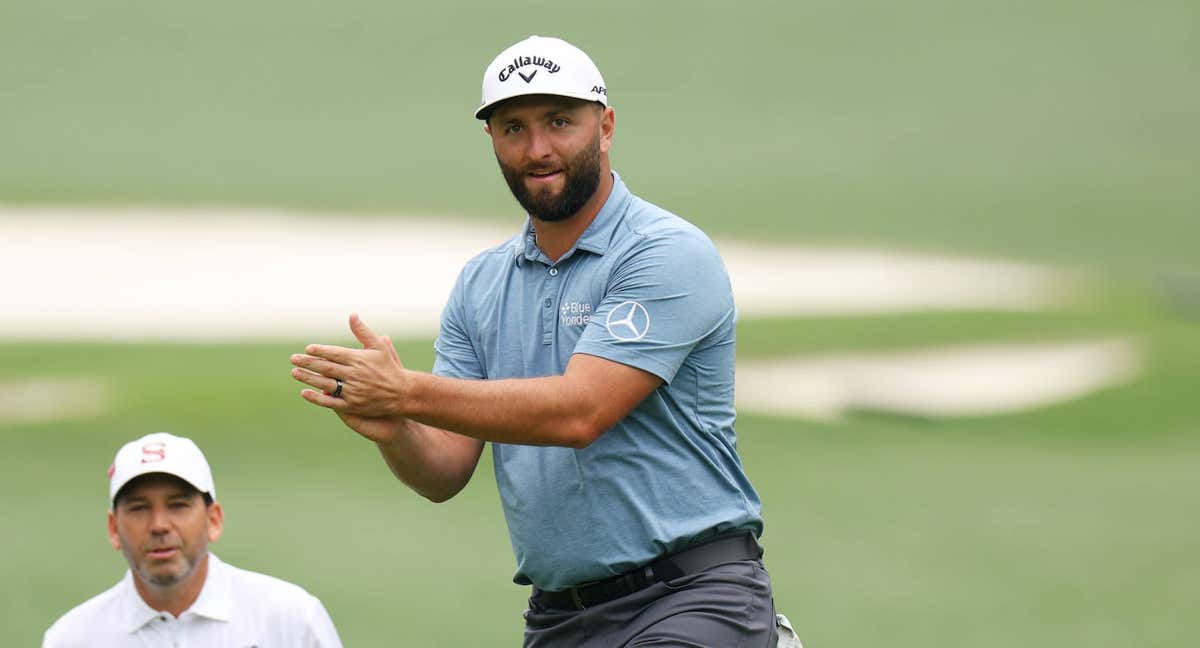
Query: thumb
381,335,403,365
348,312,382,349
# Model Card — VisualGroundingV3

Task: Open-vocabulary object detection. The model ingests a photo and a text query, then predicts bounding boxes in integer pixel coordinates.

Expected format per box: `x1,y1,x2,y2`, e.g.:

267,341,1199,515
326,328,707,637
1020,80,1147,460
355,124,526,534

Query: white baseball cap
475,35,608,120
107,432,216,507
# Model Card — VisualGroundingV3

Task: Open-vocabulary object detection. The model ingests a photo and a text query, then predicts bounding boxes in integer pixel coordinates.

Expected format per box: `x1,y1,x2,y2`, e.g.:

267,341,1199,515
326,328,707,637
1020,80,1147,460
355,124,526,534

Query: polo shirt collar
120,571,161,634
187,552,233,622
516,170,631,266
120,552,233,633
574,170,631,255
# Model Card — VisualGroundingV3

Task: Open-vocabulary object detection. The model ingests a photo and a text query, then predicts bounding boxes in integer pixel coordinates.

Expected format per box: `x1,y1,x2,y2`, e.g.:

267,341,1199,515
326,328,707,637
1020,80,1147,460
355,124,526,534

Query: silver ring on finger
332,378,344,399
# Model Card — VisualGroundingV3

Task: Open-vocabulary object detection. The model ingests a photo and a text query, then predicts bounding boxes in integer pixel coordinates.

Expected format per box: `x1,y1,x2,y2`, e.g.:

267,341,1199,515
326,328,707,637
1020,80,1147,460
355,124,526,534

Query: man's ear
206,501,225,543
600,106,616,154
107,510,121,551
483,122,492,136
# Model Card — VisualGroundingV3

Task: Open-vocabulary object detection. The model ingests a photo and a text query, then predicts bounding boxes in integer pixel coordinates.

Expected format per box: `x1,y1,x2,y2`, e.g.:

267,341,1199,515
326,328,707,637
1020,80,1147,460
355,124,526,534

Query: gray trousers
523,559,778,648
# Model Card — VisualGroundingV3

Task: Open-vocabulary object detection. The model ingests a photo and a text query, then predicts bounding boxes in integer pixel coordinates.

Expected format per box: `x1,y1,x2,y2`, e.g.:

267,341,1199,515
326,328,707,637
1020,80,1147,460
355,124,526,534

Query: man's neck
531,170,614,263
133,552,210,618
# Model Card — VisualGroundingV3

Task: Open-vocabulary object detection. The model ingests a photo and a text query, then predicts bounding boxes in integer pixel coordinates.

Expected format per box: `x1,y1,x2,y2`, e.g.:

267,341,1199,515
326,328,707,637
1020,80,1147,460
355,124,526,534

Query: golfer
291,35,796,647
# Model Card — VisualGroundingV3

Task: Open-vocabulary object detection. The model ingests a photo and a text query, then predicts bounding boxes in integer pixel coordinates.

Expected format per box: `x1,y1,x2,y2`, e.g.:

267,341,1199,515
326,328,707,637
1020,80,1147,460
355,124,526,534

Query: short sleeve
573,230,734,383
304,596,344,648
42,626,64,648
432,268,486,380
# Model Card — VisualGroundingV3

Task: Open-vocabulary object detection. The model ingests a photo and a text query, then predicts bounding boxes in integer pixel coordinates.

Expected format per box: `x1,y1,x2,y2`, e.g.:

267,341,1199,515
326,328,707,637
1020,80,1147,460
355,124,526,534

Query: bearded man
290,35,790,647
44,432,343,647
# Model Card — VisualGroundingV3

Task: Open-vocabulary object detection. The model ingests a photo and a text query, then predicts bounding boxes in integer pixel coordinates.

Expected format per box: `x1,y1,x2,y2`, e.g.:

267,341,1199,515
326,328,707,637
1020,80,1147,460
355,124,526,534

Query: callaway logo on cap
475,35,608,120
107,432,216,507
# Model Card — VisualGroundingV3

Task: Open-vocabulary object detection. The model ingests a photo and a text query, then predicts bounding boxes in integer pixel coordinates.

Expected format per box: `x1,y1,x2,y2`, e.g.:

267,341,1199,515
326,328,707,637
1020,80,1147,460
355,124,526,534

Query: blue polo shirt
432,172,763,591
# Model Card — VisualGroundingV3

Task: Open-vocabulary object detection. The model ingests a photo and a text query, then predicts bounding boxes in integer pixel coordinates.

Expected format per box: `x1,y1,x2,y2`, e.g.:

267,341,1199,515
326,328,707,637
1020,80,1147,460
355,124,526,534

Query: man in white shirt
43,432,344,647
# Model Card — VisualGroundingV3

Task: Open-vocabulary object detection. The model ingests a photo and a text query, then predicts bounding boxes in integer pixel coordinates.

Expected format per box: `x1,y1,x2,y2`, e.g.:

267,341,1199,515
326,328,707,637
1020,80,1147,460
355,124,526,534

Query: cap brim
110,470,213,507
474,91,606,121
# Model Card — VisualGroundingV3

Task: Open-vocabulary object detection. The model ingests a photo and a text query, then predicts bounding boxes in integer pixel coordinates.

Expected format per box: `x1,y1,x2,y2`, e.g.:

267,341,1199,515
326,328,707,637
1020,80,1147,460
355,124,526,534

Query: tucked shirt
433,171,764,591
43,553,342,648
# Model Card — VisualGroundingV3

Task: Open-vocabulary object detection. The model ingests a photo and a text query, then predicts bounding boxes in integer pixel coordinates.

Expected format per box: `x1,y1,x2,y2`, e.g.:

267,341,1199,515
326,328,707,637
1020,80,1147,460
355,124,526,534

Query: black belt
531,531,763,611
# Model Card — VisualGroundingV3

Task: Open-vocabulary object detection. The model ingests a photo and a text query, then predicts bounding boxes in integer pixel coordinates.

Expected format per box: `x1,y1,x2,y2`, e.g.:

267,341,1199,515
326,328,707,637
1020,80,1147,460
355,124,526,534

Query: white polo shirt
43,553,342,648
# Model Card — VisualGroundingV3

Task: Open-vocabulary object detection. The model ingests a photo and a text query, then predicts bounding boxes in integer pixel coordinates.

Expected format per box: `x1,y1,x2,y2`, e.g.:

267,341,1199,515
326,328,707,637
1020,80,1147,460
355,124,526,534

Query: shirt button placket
165,615,181,648
542,266,560,345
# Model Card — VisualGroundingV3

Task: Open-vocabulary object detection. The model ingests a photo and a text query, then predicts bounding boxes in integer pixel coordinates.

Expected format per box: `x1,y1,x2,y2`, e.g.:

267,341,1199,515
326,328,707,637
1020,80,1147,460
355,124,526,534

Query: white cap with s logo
107,432,216,507
475,35,608,120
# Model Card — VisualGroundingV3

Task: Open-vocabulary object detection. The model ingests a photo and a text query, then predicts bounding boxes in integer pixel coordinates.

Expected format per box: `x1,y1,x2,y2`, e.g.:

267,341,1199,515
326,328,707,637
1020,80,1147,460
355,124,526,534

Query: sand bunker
0,205,1124,422
0,377,112,425
736,338,1140,420
0,206,1075,341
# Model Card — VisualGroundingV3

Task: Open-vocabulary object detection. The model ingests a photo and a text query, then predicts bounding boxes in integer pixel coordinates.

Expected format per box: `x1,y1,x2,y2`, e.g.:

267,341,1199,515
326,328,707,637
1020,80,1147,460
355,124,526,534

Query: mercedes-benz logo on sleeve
605,301,650,341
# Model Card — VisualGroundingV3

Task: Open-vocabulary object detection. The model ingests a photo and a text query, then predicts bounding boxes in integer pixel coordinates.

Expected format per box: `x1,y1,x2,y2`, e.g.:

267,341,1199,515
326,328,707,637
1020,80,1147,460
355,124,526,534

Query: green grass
752,417,1200,647
3,283,1198,646
2,1,1197,274
2,1,1198,645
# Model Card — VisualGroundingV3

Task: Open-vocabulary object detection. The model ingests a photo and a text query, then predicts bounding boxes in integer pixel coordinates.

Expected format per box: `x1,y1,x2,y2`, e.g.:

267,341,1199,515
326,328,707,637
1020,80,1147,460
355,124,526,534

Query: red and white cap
107,432,216,506
475,35,608,120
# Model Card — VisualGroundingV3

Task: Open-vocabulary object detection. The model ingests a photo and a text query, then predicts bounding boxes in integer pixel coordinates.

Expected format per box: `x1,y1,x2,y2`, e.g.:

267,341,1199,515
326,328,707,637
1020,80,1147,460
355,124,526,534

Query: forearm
400,372,603,448
293,332,660,451
374,418,484,502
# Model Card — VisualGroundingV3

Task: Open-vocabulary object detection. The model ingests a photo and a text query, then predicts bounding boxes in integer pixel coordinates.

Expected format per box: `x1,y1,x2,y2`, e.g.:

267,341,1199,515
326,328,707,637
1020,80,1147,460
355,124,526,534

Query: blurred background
2,1,1197,646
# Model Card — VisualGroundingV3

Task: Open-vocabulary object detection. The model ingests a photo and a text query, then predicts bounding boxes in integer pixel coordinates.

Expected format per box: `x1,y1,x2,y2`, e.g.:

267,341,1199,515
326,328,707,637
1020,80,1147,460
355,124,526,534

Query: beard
123,541,202,587
497,133,602,223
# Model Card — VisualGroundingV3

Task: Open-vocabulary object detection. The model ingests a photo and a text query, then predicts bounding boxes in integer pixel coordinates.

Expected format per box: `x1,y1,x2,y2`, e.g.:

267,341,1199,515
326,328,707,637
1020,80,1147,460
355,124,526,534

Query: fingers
291,367,338,394
303,344,357,364
300,388,348,411
349,312,381,349
290,353,346,378
294,315,403,419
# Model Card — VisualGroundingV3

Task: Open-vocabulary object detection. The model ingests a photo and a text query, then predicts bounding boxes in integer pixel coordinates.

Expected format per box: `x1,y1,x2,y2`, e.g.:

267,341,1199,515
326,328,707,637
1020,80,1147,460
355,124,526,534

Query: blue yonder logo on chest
560,301,593,327
498,55,561,83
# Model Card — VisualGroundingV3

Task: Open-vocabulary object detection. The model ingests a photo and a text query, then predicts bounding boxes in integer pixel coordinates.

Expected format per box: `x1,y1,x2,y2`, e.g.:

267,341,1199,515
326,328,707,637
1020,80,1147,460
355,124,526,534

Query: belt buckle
567,580,599,610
